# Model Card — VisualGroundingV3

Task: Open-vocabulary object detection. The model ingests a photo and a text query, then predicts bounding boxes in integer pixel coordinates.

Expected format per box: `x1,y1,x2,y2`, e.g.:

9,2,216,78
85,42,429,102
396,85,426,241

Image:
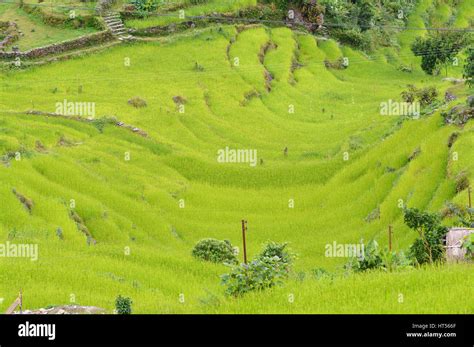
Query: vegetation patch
192,238,238,264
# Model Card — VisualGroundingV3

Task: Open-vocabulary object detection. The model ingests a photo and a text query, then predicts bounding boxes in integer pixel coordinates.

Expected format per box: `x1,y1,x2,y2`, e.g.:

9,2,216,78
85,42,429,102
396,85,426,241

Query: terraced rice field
0,0,473,313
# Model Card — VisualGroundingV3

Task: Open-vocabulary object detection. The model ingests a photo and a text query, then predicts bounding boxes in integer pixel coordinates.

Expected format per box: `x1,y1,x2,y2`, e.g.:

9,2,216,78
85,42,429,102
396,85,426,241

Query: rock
442,77,464,84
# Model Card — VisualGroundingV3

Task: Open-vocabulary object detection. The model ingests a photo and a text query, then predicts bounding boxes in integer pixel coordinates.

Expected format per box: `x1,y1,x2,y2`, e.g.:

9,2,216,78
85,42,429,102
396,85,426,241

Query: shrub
257,241,294,266
401,85,438,107
221,241,295,296
331,28,372,51
312,267,332,280
417,86,438,106
115,295,132,314
128,97,147,108
221,256,289,296
455,171,470,193
192,238,238,264
463,234,474,260
189,0,209,4
345,239,412,272
259,0,297,11
404,207,448,265
237,4,286,22
345,239,383,272
130,0,158,12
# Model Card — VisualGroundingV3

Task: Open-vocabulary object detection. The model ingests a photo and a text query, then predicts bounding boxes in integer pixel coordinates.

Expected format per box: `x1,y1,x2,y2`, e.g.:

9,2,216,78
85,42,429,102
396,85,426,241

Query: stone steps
101,12,135,41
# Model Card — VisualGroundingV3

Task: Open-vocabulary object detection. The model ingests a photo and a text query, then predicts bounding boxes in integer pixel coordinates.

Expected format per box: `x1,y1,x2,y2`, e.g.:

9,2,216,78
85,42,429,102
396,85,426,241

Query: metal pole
241,220,247,264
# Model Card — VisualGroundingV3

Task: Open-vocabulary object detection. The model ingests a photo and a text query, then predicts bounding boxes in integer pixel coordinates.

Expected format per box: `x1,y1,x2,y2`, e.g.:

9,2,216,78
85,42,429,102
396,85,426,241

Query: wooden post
19,289,22,314
388,225,393,252
469,186,472,209
241,220,248,264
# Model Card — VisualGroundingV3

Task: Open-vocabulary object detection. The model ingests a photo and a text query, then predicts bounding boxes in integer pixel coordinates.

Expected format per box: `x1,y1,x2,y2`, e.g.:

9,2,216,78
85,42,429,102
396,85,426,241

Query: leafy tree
411,32,467,76
403,208,448,264
464,47,474,88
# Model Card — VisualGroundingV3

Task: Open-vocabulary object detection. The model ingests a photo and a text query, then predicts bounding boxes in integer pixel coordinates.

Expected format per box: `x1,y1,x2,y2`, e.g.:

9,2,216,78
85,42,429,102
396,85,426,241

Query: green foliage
300,1,325,24
404,208,448,265
131,0,158,13
455,171,470,193
411,32,468,75
238,4,286,21
331,28,372,51
463,233,474,260
442,202,474,228
115,295,132,314
401,85,438,106
356,0,376,31
189,0,210,4
345,240,411,273
221,242,294,296
128,97,147,108
464,47,474,88
192,238,238,264
311,267,332,280
258,241,294,266
221,256,289,296
259,0,303,11
344,239,382,272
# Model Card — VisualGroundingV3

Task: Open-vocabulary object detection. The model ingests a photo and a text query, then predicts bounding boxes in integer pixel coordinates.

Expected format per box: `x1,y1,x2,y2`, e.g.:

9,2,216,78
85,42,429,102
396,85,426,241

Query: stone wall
0,22,19,50
0,31,114,60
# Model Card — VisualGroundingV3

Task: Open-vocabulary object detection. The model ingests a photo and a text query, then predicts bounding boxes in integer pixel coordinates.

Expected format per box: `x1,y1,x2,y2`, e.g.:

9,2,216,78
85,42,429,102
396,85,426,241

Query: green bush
192,238,238,264
331,28,372,51
401,85,438,107
131,0,158,13
345,240,412,272
344,239,382,272
258,241,294,266
463,234,474,260
404,208,448,265
221,241,294,296
312,267,332,280
221,256,288,296
238,4,286,22
128,97,147,108
189,0,209,4
259,0,302,11
115,295,132,314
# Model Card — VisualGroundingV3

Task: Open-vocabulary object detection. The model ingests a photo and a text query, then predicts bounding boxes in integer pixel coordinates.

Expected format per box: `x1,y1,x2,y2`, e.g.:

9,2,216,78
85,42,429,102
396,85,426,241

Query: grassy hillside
0,0,473,313
0,3,97,51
